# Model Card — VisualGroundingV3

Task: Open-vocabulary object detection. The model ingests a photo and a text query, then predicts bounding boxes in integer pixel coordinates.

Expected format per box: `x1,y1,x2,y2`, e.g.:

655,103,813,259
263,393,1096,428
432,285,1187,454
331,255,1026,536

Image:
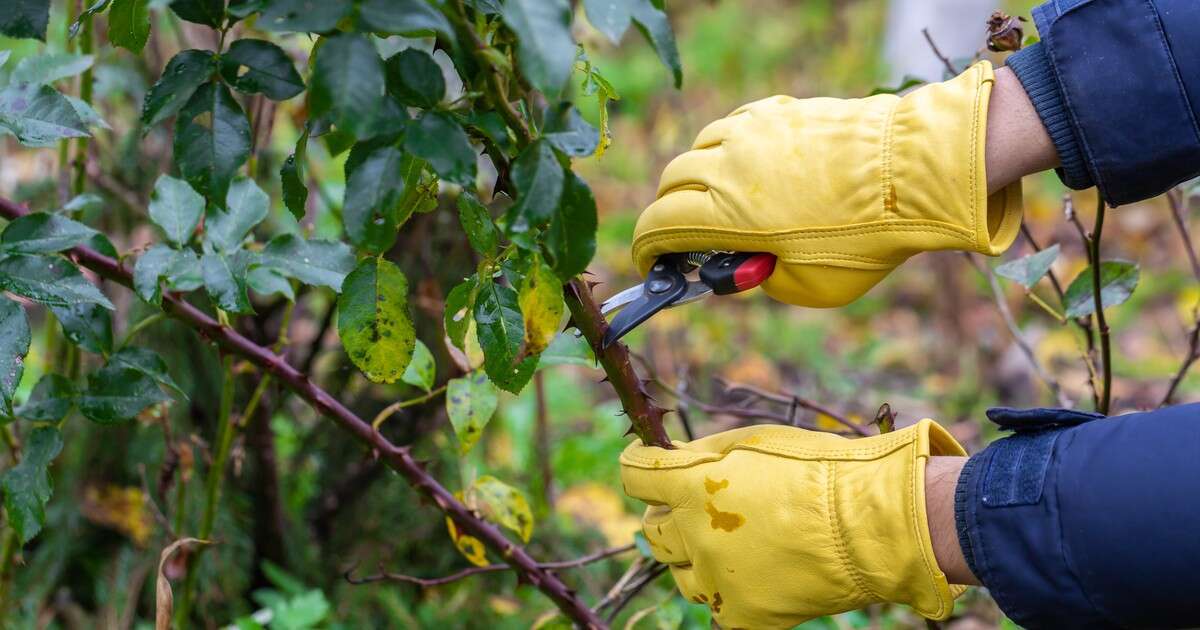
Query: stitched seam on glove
620,433,914,469
969,62,983,253
906,440,950,619
827,461,877,601
633,219,976,243
881,98,900,219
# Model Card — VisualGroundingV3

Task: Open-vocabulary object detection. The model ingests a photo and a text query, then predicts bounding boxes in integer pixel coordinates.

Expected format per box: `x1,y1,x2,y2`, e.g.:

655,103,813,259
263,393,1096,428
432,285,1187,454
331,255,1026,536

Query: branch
563,278,674,448
0,196,605,629
345,543,636,587
1167,188,1200,282
715,378,871,436
1162,188,1200,406
1087,196,1113,414
922,27,959,76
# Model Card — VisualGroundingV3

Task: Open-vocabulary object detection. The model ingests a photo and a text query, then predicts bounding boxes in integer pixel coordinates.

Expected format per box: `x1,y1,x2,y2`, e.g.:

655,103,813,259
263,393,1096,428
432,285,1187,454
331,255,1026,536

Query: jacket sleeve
954,404,1200,629
1005,0,1200,206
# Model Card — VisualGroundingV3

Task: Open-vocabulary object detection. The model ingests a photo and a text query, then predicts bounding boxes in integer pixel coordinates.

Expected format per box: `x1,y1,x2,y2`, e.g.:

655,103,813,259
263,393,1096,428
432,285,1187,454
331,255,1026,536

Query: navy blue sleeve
1005,0,1200,206
955,404,1200,629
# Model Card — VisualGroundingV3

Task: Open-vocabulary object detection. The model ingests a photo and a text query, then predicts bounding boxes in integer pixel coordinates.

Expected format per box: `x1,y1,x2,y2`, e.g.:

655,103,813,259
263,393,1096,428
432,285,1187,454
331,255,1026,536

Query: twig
1161,187,1200,406
1088,196,1112,414
1058,195,1101,407
715,378,871,436
370,384,449,431
603,562,669,623
533,372,555,507
0,196,605,629
1168,188,1200,282
345,543,636,587
922,27,959,76
1161,308,1200,406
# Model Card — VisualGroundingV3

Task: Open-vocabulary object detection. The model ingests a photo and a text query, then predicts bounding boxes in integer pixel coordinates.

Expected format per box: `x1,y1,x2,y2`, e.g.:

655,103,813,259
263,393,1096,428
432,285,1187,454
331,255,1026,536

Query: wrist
925,456,979,585
985,66,1060,195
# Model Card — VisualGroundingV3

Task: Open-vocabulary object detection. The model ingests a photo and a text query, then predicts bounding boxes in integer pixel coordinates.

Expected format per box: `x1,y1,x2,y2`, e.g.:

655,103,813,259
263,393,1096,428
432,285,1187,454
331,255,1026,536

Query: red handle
732,253,776,291
699,252,777,295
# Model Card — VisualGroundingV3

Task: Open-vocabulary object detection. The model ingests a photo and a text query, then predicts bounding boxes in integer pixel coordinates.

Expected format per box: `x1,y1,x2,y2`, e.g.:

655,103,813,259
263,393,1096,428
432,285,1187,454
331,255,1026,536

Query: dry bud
986,11,1027,52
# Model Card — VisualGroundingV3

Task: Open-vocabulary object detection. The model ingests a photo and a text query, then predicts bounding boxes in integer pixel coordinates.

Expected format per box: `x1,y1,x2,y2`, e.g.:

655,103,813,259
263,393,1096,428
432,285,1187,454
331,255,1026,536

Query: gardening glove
620,419,967,629
631,61,1023,307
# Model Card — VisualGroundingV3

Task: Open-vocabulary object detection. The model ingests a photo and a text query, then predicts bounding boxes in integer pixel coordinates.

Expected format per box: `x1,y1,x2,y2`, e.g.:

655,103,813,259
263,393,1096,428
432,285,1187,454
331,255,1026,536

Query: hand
631,61,1025,308
620,420,968,628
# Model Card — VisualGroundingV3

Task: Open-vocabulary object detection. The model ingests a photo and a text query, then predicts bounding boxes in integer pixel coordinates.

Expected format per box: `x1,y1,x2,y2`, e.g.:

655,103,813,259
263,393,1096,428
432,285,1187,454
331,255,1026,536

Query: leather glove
620,420,967,629
631,61,1023,307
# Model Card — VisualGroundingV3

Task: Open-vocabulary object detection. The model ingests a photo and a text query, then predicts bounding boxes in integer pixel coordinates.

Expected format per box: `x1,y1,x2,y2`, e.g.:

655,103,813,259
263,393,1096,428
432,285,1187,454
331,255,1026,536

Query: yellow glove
632,61,1022,307
620,420,967,629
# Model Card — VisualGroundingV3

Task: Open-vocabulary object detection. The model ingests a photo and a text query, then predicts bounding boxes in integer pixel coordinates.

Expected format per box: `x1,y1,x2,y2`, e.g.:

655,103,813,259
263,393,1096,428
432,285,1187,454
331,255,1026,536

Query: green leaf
109,0,151,53
170,0,225,27
470,475,534,542
1063,260,1141,318
465,110,512,152
0,212,99,255
174,81,251,202
62,192,104,215
583,0,634,44
356,0,454,40
310,33,384,140
141,50,216,128
280,128,309,220
543,102,599,157
404,111,475,187
545,171,597,279
0,297,30,418
206,176,268,251
0,83,90,147
133,244,202,305
870,74,925,96
246,266,294,300
456,193,498,259
0,254,113,310
384,48,444,108
502,0,575,96
260,234,355,291
10,53,94,85
0,0,50,40
15,374,75,421
202,252,253,313
1,427,63,543
474,279,524,385
71,0,111,37
108,347,187,398
518,257,564,355
995,244,1060,290
65,95,110,130
258,0,349,32
220,39,304,101
401,339,436,392
537,332,596,369
79,365,171,424
444,278,474,351
506,140,564,236
149,174,205,246
631,0,682,88
49,302,113,355
445,370,498,455
337,257,415,384
343,143,406,253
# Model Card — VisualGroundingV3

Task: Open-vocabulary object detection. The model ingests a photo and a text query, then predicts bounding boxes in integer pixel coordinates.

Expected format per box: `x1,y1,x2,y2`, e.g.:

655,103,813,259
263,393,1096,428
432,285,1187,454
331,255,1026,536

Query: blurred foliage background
2,0,1198,628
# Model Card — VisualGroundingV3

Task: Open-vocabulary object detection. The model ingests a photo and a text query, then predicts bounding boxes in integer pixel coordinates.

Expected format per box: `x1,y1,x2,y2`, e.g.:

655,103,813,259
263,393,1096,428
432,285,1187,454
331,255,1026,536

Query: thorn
598,376,610,384
586,280,602,292
581,269,596,277
561,316,578,333
624,424,636,437
615,409,627,416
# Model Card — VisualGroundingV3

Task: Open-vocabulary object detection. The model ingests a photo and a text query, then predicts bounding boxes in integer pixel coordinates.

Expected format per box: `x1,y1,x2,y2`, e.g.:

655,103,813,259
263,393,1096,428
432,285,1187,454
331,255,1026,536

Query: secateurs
600,252,777,348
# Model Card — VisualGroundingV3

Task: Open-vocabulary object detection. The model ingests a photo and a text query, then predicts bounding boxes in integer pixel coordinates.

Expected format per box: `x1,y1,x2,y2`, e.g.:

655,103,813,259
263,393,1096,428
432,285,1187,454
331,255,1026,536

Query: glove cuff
838,419,966,620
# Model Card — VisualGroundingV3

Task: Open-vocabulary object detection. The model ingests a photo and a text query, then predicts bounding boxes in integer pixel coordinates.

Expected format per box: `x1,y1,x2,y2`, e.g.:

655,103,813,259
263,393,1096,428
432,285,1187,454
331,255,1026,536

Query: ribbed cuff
953,450,985,583
1006,43,1093,191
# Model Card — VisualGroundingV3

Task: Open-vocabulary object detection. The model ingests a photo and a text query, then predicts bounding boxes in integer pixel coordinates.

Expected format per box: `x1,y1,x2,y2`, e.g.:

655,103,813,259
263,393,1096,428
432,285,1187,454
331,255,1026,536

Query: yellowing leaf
470,475,534,543
446,370,499,455
80,484,154,546
519,258,564,355
337,257,416,383
445,516,489,567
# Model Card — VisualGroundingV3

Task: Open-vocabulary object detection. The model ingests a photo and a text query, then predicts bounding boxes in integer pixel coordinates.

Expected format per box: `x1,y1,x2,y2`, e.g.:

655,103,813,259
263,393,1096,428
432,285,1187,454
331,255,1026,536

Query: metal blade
600,283,647,316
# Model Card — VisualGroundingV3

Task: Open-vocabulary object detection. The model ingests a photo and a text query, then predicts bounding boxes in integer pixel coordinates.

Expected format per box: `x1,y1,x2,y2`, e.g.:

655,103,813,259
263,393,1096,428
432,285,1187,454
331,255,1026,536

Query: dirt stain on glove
703,477,745,531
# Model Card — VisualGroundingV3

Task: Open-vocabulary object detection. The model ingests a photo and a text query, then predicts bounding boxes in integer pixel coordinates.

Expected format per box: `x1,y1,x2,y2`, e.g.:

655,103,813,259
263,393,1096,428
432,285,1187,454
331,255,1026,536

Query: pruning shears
599,252,777,348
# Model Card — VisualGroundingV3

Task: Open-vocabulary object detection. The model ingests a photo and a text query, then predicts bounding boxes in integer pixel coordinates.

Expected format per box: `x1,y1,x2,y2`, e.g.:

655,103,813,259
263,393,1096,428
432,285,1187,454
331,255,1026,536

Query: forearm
984,66,1059,196
924,456,978,585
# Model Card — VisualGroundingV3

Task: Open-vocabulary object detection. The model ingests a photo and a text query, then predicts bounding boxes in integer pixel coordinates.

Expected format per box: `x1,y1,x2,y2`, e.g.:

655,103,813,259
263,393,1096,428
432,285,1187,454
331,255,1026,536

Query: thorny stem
0,196,604,628
1088,196,1112,414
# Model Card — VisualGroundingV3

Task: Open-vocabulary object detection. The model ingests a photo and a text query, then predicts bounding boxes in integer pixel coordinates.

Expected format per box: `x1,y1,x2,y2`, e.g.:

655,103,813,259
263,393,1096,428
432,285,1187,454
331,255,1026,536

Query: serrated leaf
0,297,30,418
384,48,444,108
10,53,94,85
65,95,110,130
543,102,599,157
258,0,349,32
537,332,596,369
631,0,682,88
503,0,575,96
356,0,454,40
519,258,563,355
545,171,597,279
15,374,75,421
109,0,151,53
0,82,90,147
474,279,524,385
260,234,355,291
456,193,498,258
220,39,304,101
201,252,252,313
1,0,50,40
280,127,309,220
245,265,294,300
1063,260,1141,318
0,211,99,254
401,339,435,392
49,302,112,355
109,347,186,398
79,365,170,424
149,174,204,246
470,475,533,542
404,111,475,187
173,82,251,201
169,0,225,27
0,254,113,310
337,258,415,384
206,177,268,252
343,143,406,253
70,0,111,37
506,140,564,239
995,244,1060,289
62,192,104,215
446,370,498,455
583,0,634,44
1,427,63,543
444,278,474,351
134,244,202,305
310,33,384,140
141,50,216,128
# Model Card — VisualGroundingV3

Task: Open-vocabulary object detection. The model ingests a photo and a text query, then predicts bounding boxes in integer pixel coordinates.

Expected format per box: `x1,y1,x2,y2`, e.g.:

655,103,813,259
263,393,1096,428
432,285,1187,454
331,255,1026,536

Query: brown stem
715,378,870,436
0,196,604,629
1161,309,1200,407
533,371,555,508
345,543,636,587
563,279,673,448
1167,188,1200,282
1088,195,1112,414
922,27,959,76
